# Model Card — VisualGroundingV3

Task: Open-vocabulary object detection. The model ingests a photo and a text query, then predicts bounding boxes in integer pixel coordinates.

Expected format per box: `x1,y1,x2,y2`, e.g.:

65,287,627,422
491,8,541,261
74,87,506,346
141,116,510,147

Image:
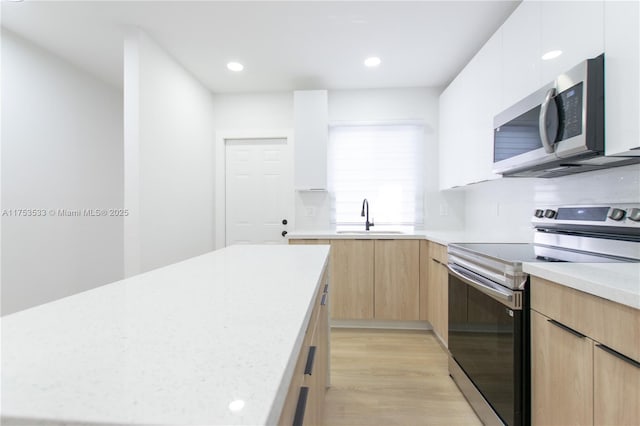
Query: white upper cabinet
439,71,466,189
501,0,541,110
439,30,502,190
439,0,640,189
540,1,604,84
604,0,640,156
294,90,329,190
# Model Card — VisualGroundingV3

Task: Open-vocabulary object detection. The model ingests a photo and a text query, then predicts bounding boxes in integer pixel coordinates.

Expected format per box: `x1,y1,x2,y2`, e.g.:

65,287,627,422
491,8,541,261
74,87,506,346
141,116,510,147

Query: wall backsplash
462,164,640,242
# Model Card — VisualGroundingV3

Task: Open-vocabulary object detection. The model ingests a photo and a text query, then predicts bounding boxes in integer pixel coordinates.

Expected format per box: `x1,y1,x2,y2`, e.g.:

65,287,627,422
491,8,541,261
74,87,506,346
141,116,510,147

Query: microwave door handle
539,87,557,154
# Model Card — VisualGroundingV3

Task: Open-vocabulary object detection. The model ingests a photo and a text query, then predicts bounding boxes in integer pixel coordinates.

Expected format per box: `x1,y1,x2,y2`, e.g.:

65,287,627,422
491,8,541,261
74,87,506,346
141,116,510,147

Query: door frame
215,129,295,249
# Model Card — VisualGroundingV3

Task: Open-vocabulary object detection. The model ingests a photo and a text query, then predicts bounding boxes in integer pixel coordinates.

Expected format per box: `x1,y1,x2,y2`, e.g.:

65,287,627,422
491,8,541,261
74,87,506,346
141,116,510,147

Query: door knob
282,231,288,237
282,219,288,225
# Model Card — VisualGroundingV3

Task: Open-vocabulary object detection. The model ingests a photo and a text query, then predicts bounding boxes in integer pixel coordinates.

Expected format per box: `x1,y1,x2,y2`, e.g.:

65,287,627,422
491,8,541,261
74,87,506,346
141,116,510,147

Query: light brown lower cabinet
593,343,640,426
329,239,375,320
531,310,593,426
426,242,448,345
374,240,420,320
278,269,329,426
290,238,423,321
418,240,429,321
531,276,640,426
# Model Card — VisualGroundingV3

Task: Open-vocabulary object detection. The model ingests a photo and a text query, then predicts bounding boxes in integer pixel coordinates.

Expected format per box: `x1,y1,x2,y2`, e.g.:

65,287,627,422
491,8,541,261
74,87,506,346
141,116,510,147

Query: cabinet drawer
531,277,640,361
428,242,448,265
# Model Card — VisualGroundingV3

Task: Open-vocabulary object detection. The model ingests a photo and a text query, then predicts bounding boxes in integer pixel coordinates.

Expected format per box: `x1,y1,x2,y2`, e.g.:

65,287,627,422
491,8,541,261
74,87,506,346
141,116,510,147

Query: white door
225,138,292,246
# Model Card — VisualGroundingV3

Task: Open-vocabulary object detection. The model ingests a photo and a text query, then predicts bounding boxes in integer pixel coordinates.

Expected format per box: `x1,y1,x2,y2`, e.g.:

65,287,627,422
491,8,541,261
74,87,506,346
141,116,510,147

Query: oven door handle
447,264,520,309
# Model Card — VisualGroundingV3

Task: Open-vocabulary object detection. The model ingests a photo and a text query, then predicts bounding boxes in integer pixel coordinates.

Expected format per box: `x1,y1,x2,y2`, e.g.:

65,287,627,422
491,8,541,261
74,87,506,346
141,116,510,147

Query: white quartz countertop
1,244,330,426
524,262,640,310
287,229,528,246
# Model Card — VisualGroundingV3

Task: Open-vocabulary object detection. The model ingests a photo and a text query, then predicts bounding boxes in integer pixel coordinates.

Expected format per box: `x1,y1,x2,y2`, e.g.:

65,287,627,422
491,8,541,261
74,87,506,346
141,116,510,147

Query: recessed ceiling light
227,62,244,72
541,50,563,61
364,57,381,67
228,399,245,412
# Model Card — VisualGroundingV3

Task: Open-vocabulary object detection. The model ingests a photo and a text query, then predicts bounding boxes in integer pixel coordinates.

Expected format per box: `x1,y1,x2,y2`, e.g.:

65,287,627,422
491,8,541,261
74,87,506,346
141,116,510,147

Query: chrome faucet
361,198,374,231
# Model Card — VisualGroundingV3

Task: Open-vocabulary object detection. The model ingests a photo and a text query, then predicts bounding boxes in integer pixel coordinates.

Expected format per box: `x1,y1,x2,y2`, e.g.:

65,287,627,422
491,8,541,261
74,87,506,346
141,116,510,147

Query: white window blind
327,124,424,227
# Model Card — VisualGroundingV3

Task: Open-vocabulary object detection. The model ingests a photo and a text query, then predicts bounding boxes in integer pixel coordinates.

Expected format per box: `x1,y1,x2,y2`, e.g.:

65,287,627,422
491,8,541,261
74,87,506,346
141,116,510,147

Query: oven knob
608,208,626,221
534,209,544,218
628,208,640,222
544,209,556,219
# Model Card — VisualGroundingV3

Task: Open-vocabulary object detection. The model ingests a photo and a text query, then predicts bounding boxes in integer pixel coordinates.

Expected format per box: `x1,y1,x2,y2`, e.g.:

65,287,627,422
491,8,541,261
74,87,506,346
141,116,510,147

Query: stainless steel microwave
493,54,638,178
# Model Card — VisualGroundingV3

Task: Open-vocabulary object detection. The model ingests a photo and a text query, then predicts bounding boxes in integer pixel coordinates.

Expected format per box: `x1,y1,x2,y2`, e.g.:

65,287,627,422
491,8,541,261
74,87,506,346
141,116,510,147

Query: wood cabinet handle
304,346,316,375
596,344,640,369
292,387,309,426
321,294,327,306
547,319,587,339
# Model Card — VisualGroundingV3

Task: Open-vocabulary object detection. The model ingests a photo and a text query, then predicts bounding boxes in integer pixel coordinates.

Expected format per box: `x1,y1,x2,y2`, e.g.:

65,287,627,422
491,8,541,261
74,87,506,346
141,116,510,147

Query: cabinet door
329,240,374,320
594,344,640,426
294,90,328,190
438,30,502,189
426,242,448,345
604,0,640,156
436,261,448,346
426,256,441,335
419,240,429,321
540,1,604,84
531,310,593,426
374,240,420,320
438,82,463,189
501,0,541,109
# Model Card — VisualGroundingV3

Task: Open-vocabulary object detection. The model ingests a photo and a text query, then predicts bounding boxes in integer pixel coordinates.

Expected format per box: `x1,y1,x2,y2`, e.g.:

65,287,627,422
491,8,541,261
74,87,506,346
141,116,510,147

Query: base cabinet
374,240,420,320
426,242,448,346
290,238,422,321
531,310,593,426
278,269,330,426
531,277,640,426
593,344,640,426
418,240,429,321
329,240,374,320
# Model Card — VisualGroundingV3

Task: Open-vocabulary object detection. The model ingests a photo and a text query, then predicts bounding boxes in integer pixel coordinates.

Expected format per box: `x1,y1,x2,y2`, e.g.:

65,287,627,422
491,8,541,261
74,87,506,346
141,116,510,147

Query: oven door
447,264,528,426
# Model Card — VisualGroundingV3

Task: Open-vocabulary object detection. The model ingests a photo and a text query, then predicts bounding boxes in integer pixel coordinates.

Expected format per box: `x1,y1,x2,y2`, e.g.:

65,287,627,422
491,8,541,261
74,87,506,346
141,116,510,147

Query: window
327,123,424,227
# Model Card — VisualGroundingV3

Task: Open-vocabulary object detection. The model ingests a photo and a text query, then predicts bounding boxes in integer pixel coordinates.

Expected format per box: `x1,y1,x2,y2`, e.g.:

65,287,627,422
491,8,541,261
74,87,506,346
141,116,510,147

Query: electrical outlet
305,207,316,217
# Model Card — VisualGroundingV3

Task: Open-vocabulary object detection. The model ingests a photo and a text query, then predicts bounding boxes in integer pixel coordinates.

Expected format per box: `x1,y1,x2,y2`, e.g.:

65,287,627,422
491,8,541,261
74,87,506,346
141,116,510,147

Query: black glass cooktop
449,242,633,264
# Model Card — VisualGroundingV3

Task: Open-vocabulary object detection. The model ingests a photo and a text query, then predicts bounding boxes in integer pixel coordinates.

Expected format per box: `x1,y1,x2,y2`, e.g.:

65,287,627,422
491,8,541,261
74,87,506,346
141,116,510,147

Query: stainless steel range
446,204,640,426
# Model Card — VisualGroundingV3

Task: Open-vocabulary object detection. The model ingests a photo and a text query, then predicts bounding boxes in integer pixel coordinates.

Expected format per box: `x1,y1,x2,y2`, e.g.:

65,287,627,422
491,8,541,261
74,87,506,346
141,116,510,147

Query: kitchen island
1,244,330,426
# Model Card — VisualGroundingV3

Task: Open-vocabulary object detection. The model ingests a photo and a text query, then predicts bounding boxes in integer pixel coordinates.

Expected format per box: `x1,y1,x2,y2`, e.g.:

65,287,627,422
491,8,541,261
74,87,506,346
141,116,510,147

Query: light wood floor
323,328,482,426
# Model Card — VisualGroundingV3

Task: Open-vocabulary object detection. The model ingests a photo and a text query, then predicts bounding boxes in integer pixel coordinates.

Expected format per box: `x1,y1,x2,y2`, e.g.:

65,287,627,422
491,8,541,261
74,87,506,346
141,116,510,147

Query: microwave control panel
556,82,583,141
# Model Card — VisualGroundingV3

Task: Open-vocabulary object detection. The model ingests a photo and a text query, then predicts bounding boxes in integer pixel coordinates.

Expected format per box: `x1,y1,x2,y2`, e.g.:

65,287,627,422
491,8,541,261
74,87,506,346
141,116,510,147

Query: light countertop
287,229,528,246
1,244,330,426
524,262,640,310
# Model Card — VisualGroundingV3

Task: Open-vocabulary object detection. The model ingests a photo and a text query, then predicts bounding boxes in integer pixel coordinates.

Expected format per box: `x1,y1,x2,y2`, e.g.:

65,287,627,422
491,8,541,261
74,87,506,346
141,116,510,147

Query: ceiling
1,1,520,93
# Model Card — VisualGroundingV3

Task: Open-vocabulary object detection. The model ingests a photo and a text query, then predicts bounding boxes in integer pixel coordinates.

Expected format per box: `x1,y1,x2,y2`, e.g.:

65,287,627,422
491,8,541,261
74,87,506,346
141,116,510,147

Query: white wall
211,92,293,248
295,87,464,231
1,30,124,315
210,88,465,233
212,92,293,130
461,164,640,242
124,30,215,274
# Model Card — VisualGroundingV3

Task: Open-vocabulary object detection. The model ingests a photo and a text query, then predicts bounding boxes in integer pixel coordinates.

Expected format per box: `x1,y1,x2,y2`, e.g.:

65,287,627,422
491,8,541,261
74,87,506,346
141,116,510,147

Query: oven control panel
532,204,640,228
